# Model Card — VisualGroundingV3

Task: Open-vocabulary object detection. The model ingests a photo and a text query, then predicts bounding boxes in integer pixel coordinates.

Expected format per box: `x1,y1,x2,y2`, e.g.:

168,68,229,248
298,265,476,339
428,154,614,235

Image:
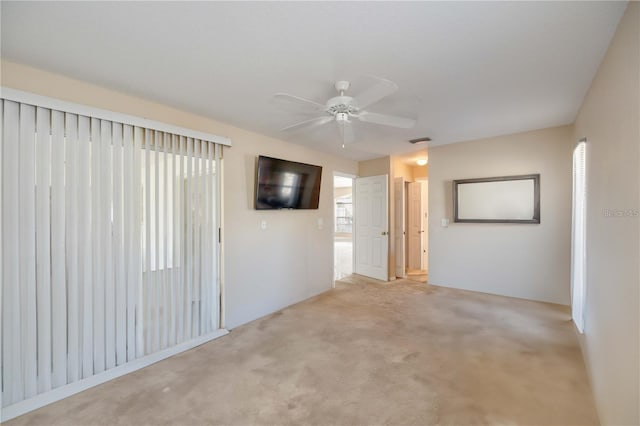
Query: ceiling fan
274,76,416,147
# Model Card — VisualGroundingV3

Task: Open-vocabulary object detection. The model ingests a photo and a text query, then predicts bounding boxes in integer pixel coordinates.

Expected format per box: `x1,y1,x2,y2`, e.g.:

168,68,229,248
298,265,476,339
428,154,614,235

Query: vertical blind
1,98,222,409
571,140,587,333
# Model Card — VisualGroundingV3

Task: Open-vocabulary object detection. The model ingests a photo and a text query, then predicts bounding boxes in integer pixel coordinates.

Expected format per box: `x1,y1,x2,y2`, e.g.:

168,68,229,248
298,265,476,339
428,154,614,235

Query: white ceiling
1,1,626,161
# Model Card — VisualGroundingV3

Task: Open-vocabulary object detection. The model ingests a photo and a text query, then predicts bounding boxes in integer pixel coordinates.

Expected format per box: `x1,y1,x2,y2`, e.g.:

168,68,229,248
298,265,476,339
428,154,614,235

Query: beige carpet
7,276,599,425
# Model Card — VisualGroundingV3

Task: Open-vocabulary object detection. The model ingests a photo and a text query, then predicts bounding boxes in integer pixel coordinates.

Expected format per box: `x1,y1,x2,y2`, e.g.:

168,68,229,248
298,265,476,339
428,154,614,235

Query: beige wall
391,157,414,183
428,125,574,305
573,3,640,424
1,61,358,329
412,164,428,180
223,130,356,328
389,157,428,183
358,156,390,177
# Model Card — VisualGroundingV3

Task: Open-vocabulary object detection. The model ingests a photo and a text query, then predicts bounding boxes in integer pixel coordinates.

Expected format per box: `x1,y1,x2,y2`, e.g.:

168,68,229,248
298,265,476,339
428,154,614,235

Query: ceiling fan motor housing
327,96,358,118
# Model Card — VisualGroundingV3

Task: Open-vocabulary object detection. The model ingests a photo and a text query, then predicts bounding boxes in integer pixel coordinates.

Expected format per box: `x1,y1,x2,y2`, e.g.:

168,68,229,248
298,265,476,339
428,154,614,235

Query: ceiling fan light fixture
416,159,428,166
335,112,350,122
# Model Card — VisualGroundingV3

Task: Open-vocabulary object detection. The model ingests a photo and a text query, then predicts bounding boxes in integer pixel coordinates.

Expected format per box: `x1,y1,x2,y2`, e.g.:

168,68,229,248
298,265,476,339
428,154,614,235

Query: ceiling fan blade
358,111,416,129
273,93,326,113
353,76,398,109
281,116,333,132
337,120,355,146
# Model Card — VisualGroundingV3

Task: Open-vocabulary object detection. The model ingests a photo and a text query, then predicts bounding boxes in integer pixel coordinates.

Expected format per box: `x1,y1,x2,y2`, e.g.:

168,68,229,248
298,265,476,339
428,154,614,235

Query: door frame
394,177,406,279
418,178,428,273
332,172,356,287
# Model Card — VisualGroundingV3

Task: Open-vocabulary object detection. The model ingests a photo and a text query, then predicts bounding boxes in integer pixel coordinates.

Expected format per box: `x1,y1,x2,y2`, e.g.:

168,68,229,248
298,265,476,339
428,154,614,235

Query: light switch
261,220,267,230
441,218,449,227
317,217,324,230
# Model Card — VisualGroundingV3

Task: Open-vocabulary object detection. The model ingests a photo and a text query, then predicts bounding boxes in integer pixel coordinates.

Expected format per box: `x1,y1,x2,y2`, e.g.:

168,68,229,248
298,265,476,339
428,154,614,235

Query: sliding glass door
1,96,224,416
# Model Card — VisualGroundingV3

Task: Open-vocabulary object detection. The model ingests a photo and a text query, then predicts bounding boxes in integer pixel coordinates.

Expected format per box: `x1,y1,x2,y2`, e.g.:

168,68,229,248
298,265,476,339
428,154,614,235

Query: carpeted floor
7,276,599,425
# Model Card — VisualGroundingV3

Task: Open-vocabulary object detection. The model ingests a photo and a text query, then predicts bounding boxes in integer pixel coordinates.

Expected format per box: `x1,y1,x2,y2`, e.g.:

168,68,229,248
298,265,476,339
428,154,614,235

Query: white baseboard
1,329,229,422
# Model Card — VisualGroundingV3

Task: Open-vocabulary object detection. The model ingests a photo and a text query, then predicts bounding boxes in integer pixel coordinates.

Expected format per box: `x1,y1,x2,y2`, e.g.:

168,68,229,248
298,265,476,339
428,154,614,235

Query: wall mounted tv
255,155,323,210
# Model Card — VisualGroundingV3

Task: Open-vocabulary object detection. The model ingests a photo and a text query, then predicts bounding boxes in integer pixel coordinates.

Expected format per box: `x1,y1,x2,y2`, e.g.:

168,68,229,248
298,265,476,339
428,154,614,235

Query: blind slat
19,103,38,398
153,131,161,353
2,100,23,405
211,144,218,331
65,113,80,383
0,100,3,408
123,124,134,362
79,115,94,379
162,133,170,350
102,120,116,371
194,140,202,337
51,110,67,388
144,130,152,354
169,134,178,347
133,126,144,359
35,107,53,393
185,138,193,340
212,144,218,331
0,100,3,409
204,145,210,333
177,136,186,344
113,122,126,366
92,118,105,374
209,145,220,329
214,144,220,330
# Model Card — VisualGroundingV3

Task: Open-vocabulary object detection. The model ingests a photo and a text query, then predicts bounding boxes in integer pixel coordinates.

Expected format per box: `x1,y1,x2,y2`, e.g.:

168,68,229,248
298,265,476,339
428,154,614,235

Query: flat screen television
255,155,322,210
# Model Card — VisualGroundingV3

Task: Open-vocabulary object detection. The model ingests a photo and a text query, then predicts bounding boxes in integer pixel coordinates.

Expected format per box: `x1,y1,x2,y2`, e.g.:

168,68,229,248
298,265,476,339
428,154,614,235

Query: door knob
381,231,389,236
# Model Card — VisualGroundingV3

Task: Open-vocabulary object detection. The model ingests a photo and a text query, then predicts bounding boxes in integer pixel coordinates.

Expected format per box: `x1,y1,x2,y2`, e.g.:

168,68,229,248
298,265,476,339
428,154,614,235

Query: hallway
334,237,352,280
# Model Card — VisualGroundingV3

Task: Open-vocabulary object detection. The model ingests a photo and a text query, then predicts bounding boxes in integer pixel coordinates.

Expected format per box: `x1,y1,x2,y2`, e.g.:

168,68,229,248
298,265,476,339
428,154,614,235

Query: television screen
255,155,322,210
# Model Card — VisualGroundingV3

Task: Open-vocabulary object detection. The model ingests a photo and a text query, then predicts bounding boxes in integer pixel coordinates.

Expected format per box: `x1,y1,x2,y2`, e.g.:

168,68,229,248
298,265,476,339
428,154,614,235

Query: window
335,195,353,233
571,140,587,333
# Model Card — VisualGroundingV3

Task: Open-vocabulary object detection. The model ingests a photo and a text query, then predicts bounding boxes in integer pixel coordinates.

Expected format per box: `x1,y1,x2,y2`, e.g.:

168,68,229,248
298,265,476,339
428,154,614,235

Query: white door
354,175,389,281
421,180,429,272
407,181,423,270
394,177,405,278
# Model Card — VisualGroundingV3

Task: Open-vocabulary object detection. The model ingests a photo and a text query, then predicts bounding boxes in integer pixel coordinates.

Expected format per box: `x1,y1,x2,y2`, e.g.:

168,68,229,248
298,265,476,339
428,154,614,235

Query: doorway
334,174,354,281
390,151,428,283
406,179,428,282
